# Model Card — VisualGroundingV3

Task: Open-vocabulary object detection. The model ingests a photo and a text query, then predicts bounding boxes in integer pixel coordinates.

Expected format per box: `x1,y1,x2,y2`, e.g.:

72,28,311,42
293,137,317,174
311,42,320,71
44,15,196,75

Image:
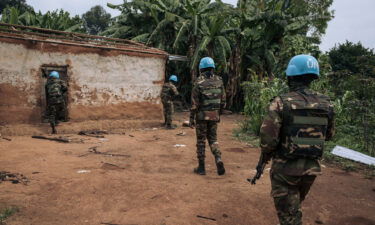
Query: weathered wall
0,39,165,124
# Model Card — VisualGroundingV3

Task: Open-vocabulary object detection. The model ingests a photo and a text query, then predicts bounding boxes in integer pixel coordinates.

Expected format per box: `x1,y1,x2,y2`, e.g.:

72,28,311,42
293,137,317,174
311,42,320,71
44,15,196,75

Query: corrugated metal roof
168,55,188,61
0,22,168,57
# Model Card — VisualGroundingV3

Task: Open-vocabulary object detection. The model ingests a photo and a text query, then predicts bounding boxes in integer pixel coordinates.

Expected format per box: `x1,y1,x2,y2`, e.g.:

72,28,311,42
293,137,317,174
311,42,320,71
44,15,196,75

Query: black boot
215,156,225,175
194,160,206,175
51,123,57,134
165,124,176,129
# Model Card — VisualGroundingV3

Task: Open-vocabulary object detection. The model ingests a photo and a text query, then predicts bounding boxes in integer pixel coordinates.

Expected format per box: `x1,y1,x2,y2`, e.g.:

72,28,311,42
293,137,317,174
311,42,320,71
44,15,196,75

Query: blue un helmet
199,57,215,70
49,71,60,79
286,54,319,77
169,75,178,82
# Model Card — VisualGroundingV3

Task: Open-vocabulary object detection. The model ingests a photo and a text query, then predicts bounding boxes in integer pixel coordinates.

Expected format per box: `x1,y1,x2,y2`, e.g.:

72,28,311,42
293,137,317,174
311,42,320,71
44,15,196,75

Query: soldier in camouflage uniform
257,55,335,225
45,71,67,134
161,75,179,129
189,57,226,176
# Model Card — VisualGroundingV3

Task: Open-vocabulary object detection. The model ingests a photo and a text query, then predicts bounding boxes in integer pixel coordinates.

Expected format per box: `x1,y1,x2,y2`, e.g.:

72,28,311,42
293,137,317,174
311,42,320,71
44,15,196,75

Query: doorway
41,65,69,122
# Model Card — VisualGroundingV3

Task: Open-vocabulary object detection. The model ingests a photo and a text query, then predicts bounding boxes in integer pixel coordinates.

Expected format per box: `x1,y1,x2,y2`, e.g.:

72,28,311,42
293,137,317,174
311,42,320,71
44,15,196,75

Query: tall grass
242,77,288,135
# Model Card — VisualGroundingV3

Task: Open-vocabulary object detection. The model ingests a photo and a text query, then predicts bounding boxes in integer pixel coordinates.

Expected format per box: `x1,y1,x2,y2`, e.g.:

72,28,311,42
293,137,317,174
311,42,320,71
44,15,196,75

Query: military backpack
279,90,332,159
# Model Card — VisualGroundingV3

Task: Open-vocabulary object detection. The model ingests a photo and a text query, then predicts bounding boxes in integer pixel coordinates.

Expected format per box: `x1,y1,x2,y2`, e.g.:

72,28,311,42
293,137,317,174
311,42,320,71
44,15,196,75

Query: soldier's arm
171,84,179,97
259,97,283,155
60,80,68,94
220,81,226,110
189,83,200,122
326,104,335,141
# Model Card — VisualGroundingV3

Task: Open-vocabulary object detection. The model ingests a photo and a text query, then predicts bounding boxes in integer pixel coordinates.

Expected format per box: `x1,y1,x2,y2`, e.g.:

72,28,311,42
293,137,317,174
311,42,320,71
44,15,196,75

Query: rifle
247,152,271,185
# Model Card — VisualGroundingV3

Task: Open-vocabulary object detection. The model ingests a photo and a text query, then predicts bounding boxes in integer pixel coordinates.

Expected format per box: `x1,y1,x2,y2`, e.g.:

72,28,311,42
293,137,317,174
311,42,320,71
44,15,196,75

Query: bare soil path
0,114,374,225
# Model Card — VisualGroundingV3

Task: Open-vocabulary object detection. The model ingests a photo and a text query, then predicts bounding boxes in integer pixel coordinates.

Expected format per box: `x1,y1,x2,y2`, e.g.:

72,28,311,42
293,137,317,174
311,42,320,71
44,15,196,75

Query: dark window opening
41,65,69,123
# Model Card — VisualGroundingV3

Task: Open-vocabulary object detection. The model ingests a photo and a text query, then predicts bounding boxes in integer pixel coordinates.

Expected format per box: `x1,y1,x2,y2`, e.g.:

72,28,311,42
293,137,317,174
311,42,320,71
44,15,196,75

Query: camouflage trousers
195,120,221,160
271,172,316,225
162,101,174,126
48,102,65,126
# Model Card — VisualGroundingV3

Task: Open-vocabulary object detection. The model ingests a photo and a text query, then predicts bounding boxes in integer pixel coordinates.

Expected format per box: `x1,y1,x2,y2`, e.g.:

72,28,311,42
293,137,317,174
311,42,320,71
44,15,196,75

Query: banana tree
171,0,225,81
1,6,84,32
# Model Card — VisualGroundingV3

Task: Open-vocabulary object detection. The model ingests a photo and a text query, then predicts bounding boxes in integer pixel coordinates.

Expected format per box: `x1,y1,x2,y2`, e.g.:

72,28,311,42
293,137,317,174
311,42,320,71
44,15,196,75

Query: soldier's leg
169,101,174,126
299,175,316,202
207,121,225,175
271,172,303,225
162,102,168,125
48,105,57,134
165,102,174,129
207,121,221,157
194,121,207,175
57,102,67,122
56,102,65,124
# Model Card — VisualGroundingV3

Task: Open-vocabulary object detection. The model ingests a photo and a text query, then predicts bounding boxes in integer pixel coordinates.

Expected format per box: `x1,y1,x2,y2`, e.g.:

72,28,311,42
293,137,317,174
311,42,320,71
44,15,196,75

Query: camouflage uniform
190,73,226,161
45,78,67,130
160,82,179,127
260,87,335,225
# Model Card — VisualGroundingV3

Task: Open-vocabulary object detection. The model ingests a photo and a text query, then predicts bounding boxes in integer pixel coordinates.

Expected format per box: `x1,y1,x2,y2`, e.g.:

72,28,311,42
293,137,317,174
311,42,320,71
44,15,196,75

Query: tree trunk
188,35,198,82
226,42,242,110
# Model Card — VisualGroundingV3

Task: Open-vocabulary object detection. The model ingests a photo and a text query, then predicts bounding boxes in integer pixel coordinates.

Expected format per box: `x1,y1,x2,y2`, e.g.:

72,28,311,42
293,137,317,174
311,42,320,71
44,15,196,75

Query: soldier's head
199,57,215,77
286,54,319,87
169,75,178,84
49,71,60,79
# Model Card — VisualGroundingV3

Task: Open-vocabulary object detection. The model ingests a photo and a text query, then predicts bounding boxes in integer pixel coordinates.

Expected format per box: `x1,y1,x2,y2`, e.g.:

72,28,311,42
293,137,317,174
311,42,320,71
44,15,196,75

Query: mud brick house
0,23,168,124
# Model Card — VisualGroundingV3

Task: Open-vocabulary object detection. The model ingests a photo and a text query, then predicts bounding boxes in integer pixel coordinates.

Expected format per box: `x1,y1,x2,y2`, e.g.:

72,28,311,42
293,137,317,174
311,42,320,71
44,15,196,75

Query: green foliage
1,6,85,33
0,206,19,223
233,127,259,147
329,41,375,76
237,0,333,79
0,0,32,14
326,42,375,156
82,5,111,35
242,76,288,135
103,0,334,109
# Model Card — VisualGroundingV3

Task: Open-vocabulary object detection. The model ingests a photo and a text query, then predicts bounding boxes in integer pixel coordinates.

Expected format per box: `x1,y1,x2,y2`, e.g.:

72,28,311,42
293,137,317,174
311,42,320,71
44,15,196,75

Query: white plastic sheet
331,145,375,166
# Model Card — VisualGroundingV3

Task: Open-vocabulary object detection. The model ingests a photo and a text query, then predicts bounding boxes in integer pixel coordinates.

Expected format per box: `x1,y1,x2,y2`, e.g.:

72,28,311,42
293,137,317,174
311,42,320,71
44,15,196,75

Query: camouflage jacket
190,74,226,121
260,87,335,176
45,78,67,104
161,82,179,103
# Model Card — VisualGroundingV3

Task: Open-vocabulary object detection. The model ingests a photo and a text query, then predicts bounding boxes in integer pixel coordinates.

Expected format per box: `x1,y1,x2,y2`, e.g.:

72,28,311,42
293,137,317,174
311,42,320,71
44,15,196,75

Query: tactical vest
47,80,64,104
161,83,174,102
47,82,63,98
196,76,223,121
279,90,331,159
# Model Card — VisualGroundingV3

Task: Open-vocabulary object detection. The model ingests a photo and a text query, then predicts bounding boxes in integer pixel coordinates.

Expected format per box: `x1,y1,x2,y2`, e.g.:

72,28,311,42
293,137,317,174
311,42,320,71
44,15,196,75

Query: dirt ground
0,113,374,225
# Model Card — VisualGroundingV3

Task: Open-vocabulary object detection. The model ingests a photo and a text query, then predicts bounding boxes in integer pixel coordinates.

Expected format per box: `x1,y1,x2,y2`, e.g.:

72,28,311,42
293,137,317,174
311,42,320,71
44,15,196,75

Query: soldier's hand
189,119,195,128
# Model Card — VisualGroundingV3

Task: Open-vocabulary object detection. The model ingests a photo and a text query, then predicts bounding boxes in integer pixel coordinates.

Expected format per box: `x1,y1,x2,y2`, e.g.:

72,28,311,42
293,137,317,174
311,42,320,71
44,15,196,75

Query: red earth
0,113,374,225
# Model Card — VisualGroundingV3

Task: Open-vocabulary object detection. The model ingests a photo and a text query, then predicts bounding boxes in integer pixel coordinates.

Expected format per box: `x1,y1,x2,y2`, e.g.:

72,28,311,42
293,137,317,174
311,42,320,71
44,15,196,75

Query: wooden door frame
40,65,70,122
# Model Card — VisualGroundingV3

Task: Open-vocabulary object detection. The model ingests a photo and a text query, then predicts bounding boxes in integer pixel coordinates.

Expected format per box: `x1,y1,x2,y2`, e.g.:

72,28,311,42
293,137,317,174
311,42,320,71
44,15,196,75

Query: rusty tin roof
0,22,168,58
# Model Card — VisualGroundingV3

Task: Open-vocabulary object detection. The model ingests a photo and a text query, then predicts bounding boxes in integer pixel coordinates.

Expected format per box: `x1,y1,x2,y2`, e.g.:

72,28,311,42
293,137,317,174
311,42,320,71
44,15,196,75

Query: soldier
161,75,179,129
255,55,335,225
45,71,67,134
189,57,226,176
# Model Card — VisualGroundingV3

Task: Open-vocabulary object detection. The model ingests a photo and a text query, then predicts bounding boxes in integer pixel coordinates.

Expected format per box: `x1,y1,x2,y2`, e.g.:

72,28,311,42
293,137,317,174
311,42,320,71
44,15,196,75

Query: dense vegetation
1,0,374,158
0,2,110,34
241,41,375,159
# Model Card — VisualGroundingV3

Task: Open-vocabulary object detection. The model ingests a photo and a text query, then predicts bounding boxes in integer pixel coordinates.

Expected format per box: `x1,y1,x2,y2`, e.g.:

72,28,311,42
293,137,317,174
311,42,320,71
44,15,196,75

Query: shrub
241,76,288,135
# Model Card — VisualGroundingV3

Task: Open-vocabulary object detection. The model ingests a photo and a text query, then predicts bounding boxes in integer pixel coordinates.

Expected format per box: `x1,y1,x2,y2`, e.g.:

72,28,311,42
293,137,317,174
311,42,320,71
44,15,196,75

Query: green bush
242,76,288,135
0,206,18,223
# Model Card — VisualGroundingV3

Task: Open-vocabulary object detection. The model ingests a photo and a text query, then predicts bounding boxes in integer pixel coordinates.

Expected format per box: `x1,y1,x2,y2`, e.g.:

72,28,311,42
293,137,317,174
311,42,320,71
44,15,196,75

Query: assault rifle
247,152,271,185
